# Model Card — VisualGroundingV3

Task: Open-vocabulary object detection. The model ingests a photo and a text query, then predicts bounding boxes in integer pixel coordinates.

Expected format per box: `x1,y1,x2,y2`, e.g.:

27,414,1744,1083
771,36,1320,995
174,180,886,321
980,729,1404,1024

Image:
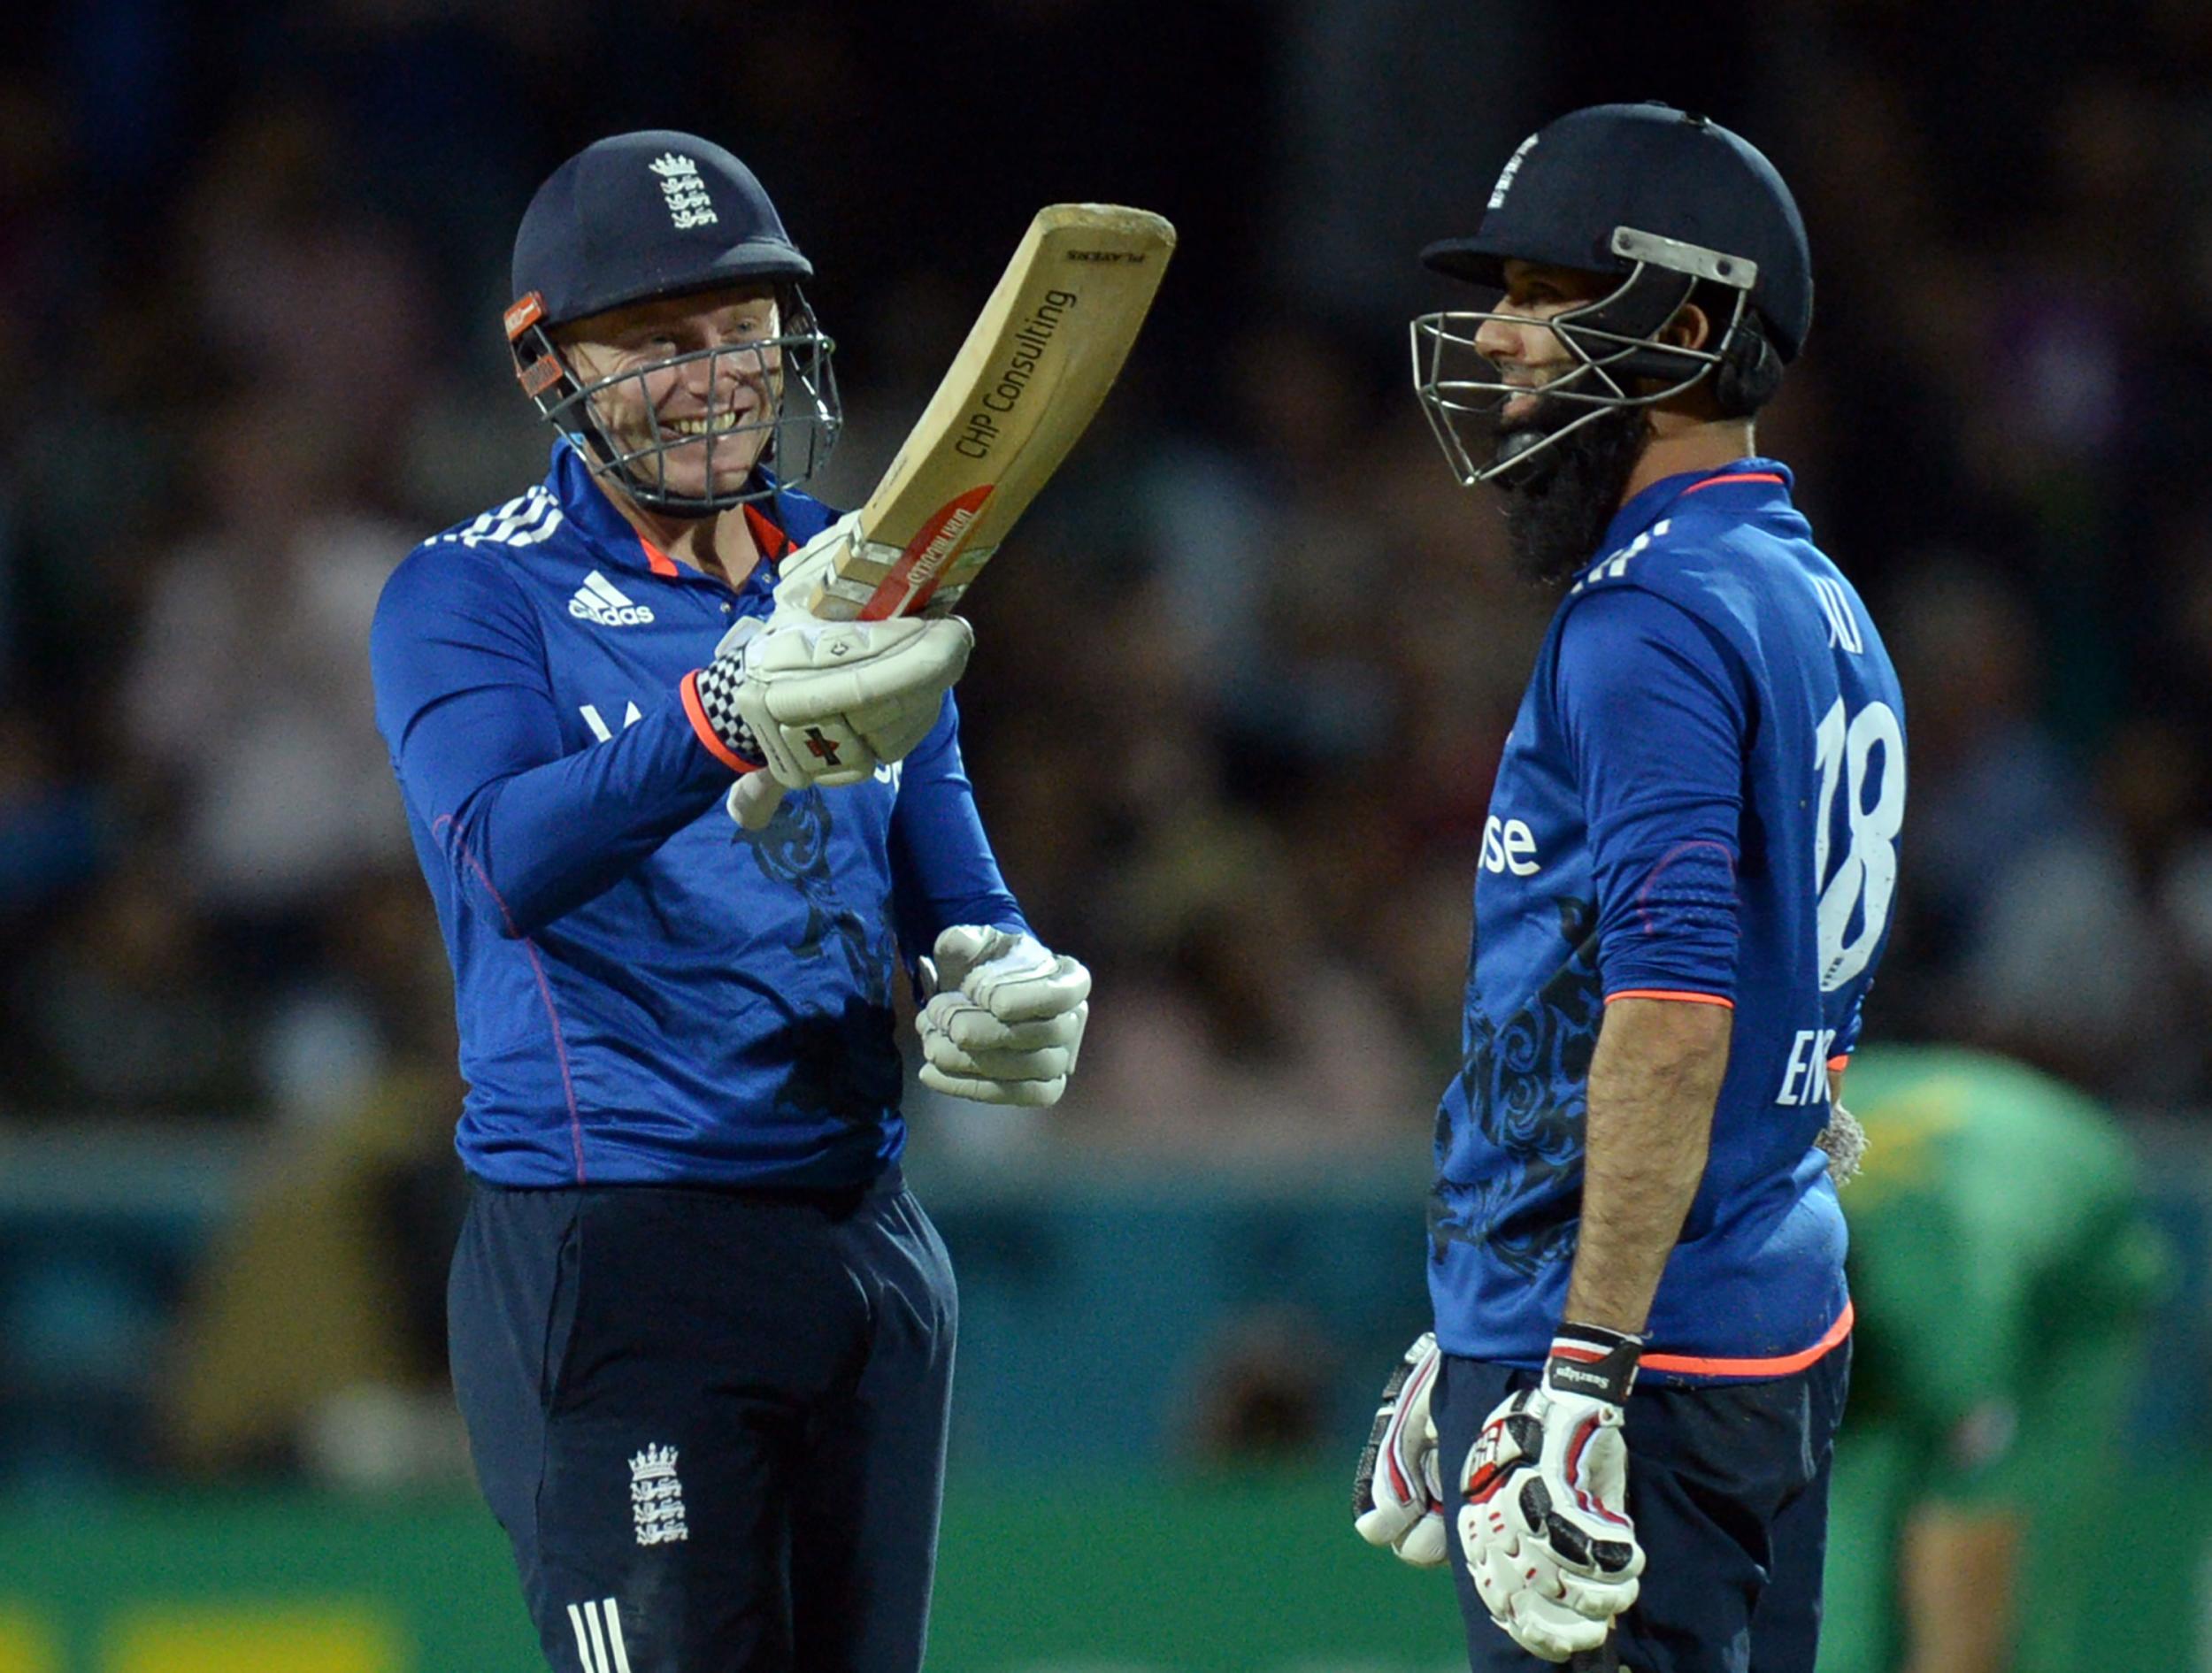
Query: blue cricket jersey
370,441,1026,1188
1429,461,1905,1380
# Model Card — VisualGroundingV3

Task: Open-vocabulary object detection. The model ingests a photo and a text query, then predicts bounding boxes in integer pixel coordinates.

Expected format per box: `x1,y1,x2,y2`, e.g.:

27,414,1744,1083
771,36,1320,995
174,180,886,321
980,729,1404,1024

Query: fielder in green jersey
1817,1046,2166,1673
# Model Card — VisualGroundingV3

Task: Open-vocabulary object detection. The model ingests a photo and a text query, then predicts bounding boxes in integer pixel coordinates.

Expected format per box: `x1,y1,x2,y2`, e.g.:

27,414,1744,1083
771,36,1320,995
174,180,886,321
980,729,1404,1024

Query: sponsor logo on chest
570,570,656,627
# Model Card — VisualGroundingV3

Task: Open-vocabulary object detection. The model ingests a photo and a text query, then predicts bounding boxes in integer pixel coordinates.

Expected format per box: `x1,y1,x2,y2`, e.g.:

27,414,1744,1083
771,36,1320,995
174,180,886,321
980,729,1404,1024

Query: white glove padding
843,686,949,764
920,925,1091,1020
728,685,952,830
712,610,972,829
1352,1331,1448,1567
915,926,1091,1106
765,509,862,618
722,610,971,743
764,509,966,625
1457,1362,1643,1663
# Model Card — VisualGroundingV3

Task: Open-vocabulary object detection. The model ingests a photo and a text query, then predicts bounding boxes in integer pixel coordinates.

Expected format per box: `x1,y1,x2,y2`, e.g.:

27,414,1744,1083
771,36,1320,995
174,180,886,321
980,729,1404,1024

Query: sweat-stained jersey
1429,460,1905,1379
370,441,1025,1190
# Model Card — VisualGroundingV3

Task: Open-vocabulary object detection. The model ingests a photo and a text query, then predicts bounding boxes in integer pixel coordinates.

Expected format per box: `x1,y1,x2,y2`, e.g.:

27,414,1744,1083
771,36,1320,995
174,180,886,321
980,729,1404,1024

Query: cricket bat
799,201,1177,621
728,203,1173,829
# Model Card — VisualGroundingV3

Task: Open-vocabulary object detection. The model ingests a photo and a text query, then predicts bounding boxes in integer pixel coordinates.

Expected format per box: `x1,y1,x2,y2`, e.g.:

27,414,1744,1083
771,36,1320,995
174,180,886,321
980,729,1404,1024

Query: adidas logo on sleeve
569,571,655,627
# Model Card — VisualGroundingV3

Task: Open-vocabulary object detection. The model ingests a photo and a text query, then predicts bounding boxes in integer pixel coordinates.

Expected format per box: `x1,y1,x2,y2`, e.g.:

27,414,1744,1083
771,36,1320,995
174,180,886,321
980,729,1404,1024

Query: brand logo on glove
1548,1362,1612,1395
803,728,842,764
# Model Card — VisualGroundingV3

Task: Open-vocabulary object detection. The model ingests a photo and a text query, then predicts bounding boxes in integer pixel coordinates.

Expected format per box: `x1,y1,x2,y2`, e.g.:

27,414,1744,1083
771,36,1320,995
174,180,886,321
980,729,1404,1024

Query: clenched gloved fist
1351,1331,1448,1567
1458,1324,1645,1663
916,926,1090,1106
695,606,972,830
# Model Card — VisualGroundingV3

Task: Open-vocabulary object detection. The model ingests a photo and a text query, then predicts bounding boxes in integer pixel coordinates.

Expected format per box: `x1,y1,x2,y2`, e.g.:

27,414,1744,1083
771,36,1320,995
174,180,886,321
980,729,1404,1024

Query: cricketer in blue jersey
1353,105,1903,1673
369,132,1090,1673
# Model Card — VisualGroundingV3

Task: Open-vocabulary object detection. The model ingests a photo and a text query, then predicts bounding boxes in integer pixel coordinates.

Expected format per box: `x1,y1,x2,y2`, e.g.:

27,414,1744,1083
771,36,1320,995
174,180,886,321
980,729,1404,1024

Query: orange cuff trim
1827,1054,1852,1072
680,672,758,773
1603,988,1735,1009
1642,1299,1855,1378
639,536,680,578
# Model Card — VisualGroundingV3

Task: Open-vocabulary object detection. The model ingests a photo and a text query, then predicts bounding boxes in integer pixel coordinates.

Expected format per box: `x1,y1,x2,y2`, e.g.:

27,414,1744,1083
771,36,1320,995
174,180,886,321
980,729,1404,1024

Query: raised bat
801,201,1176,620
728,203,1173,828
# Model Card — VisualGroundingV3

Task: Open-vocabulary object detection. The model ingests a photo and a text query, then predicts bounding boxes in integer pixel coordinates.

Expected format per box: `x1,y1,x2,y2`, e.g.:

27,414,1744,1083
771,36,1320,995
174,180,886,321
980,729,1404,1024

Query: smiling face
1471,260,1614,427
556,284,785,503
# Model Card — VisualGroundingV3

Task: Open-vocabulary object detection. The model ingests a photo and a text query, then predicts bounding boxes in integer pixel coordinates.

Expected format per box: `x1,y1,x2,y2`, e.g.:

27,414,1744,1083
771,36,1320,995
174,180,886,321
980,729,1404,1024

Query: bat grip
1568,1638,1621,1672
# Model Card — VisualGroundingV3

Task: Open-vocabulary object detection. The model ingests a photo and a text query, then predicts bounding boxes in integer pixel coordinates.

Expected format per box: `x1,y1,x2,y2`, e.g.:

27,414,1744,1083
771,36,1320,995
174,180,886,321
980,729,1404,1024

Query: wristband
1542,1322,1643,1406
690,654,767,766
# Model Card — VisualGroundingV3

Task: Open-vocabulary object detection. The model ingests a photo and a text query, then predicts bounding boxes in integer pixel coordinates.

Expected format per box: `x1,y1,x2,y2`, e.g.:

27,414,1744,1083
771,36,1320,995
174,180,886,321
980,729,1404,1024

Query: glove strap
1542,1322,1643,1406
691,654,767,769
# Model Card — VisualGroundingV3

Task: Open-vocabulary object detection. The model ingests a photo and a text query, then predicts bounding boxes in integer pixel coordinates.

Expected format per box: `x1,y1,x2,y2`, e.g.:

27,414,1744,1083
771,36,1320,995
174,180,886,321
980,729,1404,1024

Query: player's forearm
435,697,732,936
887,699,1027,956
1564,996,1732,1333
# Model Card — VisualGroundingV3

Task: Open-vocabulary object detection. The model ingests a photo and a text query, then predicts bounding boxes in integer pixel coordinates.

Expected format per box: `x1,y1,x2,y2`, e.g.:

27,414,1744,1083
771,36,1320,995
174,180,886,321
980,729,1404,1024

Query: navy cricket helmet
1410,103,1811,485
504,130,841,517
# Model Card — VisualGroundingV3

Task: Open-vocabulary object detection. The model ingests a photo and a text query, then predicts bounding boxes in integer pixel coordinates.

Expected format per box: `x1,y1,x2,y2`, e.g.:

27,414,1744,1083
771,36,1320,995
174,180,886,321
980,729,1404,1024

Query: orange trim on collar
743,503,797,562
1679,471,1786,497
1641,1299,1854,1378
634,510,793,579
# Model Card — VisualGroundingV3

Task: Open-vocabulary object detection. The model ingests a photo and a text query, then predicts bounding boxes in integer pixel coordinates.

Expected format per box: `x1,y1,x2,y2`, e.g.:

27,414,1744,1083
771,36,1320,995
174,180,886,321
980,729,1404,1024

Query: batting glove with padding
1352,1331,1448,1567
698,609,972,829
1457,1324,1645,1663
916,925,1089,1106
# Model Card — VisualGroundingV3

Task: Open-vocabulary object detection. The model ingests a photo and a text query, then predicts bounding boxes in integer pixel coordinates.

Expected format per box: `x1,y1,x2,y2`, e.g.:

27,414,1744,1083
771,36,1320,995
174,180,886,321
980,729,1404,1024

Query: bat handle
728,771,787,831
1568,1638,1621,1672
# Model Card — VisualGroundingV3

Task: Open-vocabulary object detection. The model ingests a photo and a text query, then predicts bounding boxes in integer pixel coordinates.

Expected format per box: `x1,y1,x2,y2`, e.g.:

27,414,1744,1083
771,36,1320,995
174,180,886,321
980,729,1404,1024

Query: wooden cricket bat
728,204,1171,830
802,203,1176,620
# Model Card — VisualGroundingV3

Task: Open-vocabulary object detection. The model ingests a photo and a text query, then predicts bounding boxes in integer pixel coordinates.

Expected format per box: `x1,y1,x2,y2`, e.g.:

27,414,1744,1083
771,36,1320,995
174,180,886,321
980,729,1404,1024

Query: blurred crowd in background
5,0,2212,1481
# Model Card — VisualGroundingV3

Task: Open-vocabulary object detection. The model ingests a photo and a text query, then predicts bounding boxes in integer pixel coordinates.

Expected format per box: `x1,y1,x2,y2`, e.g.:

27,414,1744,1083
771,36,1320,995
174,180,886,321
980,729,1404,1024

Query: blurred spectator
1075,810,1426,1156
116,389,416,955
11,861,253,1115
1182,1306,1337,1465
156,1049,470,1483
0,717,104,919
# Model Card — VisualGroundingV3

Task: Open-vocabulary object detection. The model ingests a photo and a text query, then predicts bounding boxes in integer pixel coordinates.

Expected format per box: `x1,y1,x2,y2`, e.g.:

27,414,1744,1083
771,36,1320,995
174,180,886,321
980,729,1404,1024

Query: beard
1491,399,1650,587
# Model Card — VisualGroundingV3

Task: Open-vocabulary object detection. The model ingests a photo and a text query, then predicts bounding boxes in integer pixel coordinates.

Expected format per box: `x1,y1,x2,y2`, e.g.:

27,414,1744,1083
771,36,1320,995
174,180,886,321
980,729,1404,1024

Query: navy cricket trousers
447,1176,957,1673
1435,1344,1850,1673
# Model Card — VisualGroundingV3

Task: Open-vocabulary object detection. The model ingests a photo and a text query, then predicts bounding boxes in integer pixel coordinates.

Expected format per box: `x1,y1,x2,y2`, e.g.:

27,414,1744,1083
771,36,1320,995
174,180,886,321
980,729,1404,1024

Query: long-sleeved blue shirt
1429,461,1906,1379
371,441,1025,1187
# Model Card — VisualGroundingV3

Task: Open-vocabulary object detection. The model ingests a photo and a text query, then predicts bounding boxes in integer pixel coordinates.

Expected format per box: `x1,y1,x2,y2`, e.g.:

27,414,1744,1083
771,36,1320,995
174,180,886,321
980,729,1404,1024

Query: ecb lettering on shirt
1778,1028,1838,1107
1481,815,1541,876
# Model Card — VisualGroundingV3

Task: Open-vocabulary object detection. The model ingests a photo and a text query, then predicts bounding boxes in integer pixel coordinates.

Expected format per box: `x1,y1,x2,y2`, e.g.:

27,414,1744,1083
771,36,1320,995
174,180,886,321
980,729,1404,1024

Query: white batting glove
1352,1331,1448,1567
763,510,960,761
700,609,972,829
916,925,1090,1106
1457,1325,1645,1663
764,510,964,624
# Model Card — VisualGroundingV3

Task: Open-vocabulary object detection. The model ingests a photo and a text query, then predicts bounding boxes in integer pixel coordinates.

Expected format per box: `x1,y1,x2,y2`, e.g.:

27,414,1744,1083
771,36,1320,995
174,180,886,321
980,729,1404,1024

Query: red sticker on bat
858,485,996,619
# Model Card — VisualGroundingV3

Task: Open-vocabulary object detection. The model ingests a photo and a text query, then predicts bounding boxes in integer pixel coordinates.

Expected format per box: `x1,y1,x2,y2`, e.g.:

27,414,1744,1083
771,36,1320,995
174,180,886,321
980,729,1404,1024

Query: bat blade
805,203,1175,620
